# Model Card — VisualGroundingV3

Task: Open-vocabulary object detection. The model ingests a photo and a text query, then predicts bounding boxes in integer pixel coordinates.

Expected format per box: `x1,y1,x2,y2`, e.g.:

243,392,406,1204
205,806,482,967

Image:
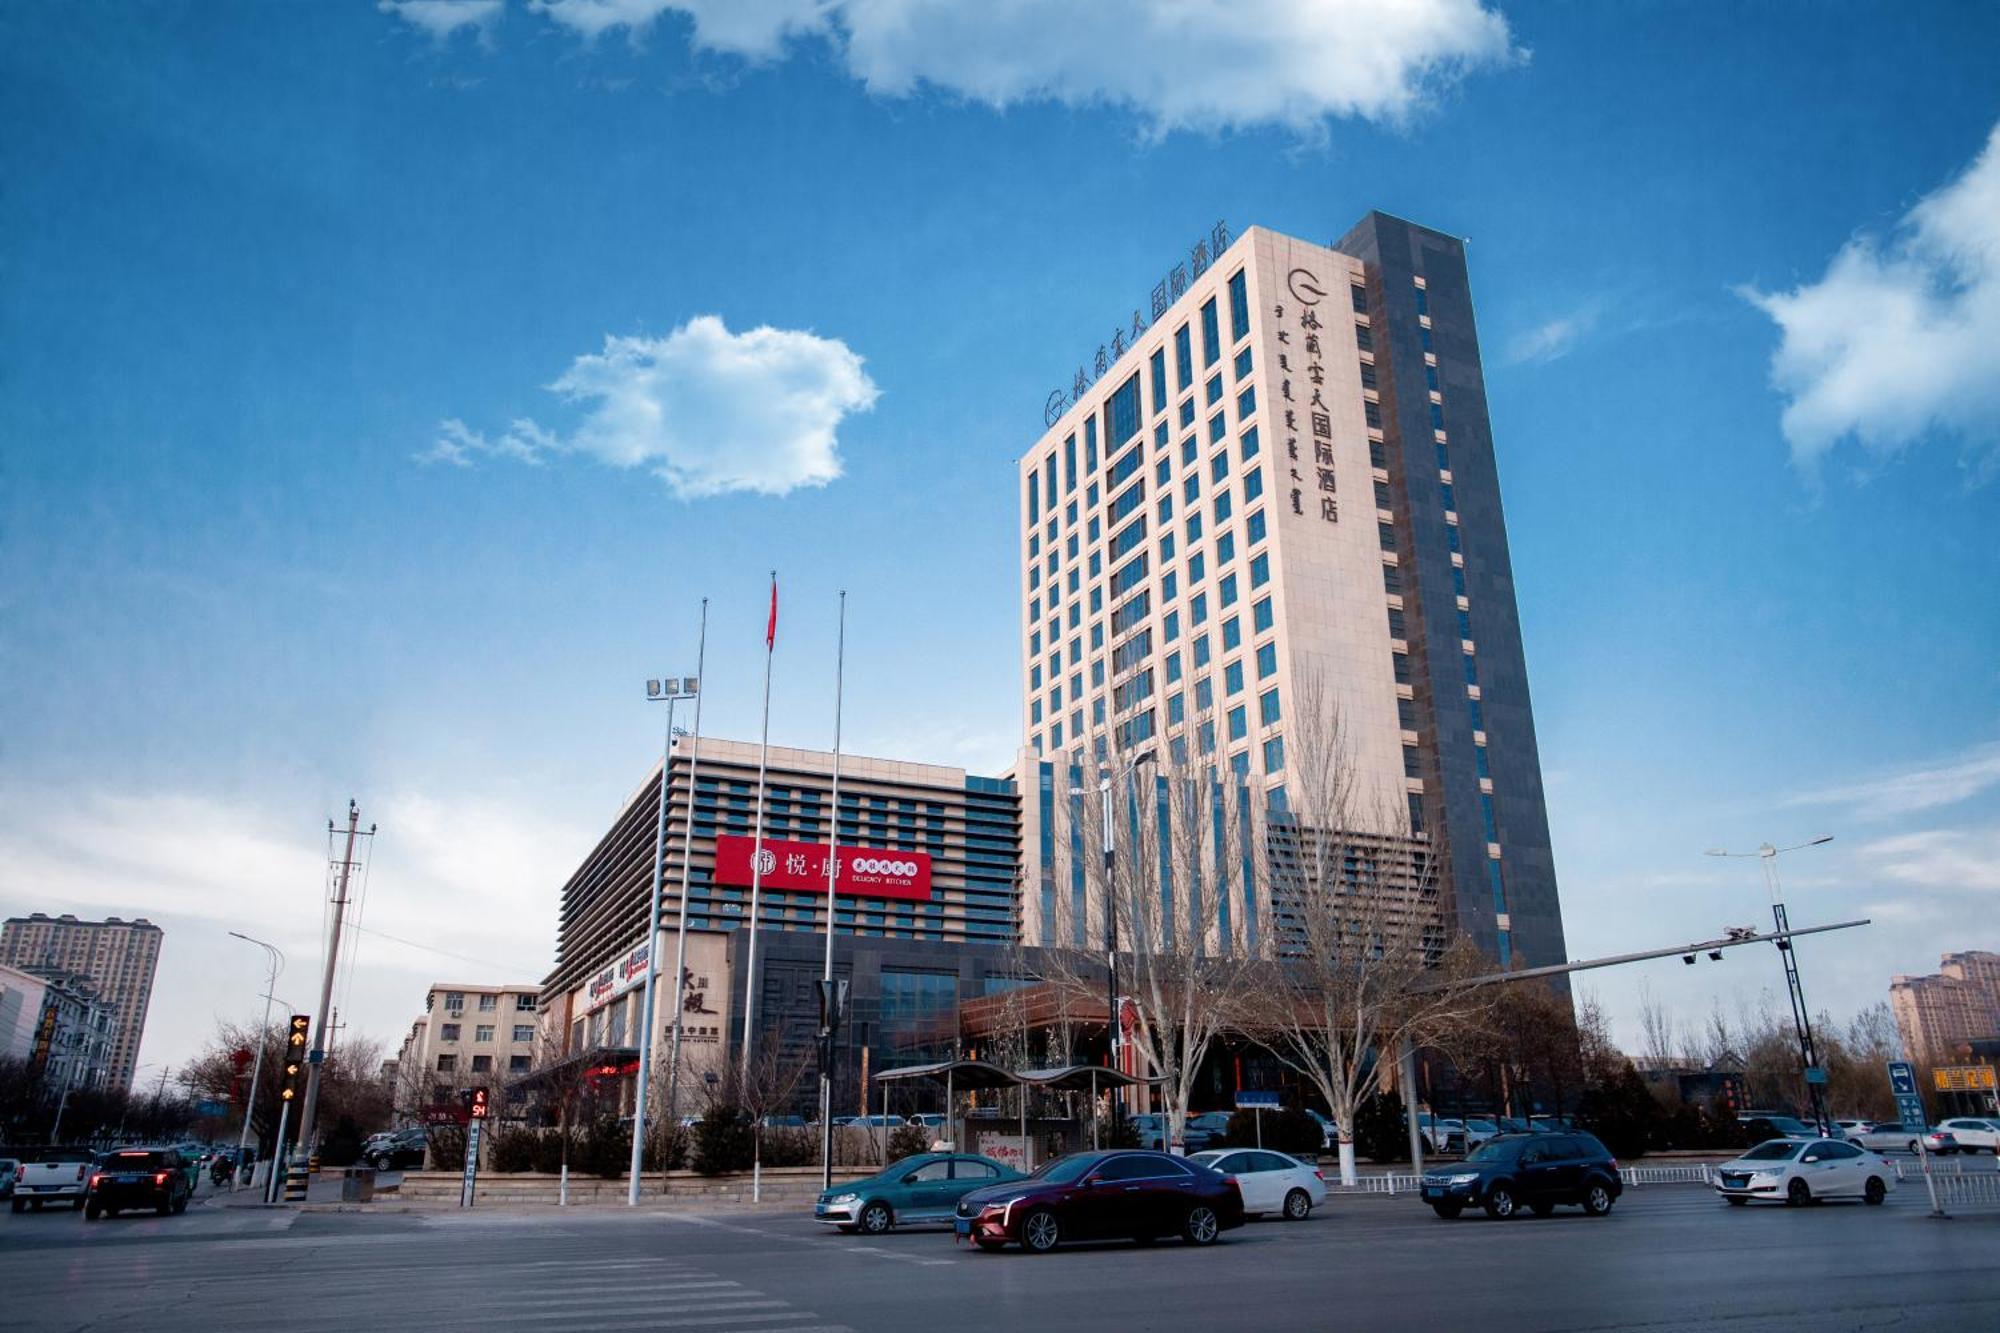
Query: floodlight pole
633,669,700,1205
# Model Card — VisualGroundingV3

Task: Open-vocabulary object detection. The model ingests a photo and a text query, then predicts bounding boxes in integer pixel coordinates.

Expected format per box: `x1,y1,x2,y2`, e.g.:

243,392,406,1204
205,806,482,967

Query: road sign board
1235,1090,1282,1110
1888,1061,1916,1097
460,1119,482,1209
1895,1094,1928,1132
1803,1066,1828,1086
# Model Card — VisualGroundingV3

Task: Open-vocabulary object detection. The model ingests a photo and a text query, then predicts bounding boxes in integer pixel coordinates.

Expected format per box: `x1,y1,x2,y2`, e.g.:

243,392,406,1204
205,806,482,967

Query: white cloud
834,0,1518,135
380,0,504,42
509,0,1518,134
1505,305,1599,365
1743,121,2000,479
1857,827,2000,895
1788,739,2000,819
529,0,831,56
429,316,878,498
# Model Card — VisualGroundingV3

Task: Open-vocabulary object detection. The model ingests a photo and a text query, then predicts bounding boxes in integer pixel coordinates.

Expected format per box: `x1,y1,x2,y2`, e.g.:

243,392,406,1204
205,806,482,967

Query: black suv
85,1148,193,1220
1420,1132,1622,1220
370,1128,429,1171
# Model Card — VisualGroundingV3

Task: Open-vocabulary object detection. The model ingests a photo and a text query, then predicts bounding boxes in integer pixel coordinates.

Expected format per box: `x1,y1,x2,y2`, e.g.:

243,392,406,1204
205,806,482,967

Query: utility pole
296,800,373,1164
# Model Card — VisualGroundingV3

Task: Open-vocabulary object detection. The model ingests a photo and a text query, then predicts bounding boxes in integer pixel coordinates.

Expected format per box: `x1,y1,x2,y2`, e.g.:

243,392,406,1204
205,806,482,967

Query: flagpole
740,573,777,1088
818,590,845,1190
663,597,708,1178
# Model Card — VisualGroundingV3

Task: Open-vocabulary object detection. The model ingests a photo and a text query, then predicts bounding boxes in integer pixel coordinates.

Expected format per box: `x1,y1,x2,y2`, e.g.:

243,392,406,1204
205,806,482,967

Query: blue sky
3,1,1996,1078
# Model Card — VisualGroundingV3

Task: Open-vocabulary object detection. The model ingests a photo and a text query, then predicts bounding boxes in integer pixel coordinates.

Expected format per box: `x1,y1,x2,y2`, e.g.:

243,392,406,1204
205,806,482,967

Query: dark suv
1420,1132,1622,1220
85,1148,193,1220
370,1128,428,1171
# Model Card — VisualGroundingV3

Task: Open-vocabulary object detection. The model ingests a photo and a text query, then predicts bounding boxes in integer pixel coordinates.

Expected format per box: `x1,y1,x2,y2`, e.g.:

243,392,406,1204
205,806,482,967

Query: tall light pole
1705,835,1835,1134
228,931,284,1189
630,672,699,1205
1073,751,1152,1134
663,602,709,1168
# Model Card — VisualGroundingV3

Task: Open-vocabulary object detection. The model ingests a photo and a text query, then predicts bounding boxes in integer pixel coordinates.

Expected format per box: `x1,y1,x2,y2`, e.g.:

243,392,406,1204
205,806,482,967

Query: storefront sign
975,1132,1030,1173
714,834,932,901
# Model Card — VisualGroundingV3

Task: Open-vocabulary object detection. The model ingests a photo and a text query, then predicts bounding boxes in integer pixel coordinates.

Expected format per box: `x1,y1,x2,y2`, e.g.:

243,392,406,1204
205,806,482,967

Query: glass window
1227,705,1247,740
1228,268,1249,341
1164,610,1180,642
1237,386,1256,419
1240,425,1259,460
1179,397,1195,428
1263,735,1285,771
1214,490,1233,523
1220,573,1238,607
1175,323,1193,390
1243,467,1263,502
1256,642,1276,679
1184,473,1200,503
1192,633,1211,667
1234,345,1253,381
1195,677,1213,710
1350,284,1369,314
1110,373,1142,445
1211,450,1229,483
1246,509,1266,545
1167,692,1185,724
1220,615,1241,651
1252,596,1273,632
1064,435,1077,493
1150,348,1168,418
1355,321,1373,352
1230,749,1250,780
1414,284,1429,316
1216,532,1235,565
1191,592,1208,626
1161,570,1177,602
1188,551,1205,582
1186,510,1203,542
1199,720,1215,754
1201,297,1221,367
1165,649,1182,682
1259,688,1281,725
1085,417,1098,471
1224,660,1244,695
1250,552,1270,588
1206,374,1223,407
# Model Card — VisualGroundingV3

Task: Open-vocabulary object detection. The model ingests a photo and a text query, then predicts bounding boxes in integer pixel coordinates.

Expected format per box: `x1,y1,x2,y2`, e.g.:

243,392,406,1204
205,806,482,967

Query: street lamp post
631,672,700,1206
1074,752,1153,1136
1705,836,1835,1135
227,931,284,1191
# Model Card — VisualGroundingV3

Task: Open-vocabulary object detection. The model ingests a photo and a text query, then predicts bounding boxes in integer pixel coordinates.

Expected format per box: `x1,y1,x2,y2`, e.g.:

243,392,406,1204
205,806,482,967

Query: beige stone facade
395,981,542,1107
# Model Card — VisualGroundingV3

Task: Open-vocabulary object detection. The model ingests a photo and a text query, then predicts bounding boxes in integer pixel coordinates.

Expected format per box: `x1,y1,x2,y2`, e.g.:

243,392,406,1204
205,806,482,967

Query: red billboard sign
714,834,932,902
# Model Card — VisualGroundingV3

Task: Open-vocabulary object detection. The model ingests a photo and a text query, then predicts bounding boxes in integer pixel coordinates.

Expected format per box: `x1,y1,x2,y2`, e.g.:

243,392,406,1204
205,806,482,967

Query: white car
1935,1118,2000,1153
1191,1148,1326,1220
1711,1137,1895,1207
1832,1119,1870,1141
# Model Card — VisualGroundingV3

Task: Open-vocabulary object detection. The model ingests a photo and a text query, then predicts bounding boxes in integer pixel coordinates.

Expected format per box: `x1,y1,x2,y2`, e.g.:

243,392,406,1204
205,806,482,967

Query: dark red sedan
954,1149,1245,1253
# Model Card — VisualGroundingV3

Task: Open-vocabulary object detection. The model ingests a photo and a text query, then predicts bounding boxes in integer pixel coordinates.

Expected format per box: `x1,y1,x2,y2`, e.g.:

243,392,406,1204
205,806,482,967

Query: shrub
1575,1064,1661,1160
490,1126,542,1173
760,1126,817,1168
1221,1106,1322,1155
644,1123,689,1172
320,1116,365,1168
693,1105,754,1175
886,1124,929,1163
427,1125,465,1169
533,1129,571,1174
578,1114,632,1179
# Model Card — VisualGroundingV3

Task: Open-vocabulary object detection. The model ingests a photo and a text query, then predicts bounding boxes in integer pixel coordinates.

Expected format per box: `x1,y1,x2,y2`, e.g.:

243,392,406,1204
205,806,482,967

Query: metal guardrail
1342,1173,1424,1194
1619,1165,1713,1185
1934,1171,2000,1208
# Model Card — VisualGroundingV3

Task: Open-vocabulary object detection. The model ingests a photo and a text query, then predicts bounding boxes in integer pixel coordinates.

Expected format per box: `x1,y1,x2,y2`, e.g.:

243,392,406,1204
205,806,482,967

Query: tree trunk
1337,1136,1358,1185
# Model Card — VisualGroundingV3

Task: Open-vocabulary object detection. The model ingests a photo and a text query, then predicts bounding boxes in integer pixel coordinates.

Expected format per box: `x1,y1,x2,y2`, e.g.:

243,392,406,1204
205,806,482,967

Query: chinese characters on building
1044,220,1232,427
1274,267,1339,526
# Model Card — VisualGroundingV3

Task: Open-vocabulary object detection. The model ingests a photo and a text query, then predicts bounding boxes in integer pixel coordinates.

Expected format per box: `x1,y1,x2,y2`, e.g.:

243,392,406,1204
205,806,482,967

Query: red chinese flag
765,576,777,650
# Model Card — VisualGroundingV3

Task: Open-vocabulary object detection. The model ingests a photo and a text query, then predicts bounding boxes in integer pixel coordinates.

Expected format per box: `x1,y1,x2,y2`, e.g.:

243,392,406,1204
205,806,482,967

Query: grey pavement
4,1176,1996,1331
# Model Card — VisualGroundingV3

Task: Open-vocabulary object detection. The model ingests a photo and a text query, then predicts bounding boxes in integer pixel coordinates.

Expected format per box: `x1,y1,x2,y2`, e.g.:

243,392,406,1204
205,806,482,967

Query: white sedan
1711,1138,1896,1207
1190,1148,1326,1220
1936,1118,2000,1153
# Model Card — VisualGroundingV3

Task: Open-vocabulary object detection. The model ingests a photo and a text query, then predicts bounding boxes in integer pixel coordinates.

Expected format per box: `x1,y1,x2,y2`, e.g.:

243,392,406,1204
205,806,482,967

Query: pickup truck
11,1148,93,1211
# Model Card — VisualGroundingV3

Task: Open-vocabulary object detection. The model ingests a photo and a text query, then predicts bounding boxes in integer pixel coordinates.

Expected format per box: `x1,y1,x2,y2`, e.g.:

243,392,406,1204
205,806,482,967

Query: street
3,1176,1997,1332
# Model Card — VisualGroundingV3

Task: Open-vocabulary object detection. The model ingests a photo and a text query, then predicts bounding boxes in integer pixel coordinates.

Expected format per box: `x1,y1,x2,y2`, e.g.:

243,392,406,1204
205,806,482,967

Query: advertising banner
714,834,932,902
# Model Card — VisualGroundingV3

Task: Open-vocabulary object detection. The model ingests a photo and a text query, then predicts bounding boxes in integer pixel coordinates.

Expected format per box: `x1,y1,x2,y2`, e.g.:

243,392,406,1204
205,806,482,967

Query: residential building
1014,217,1566,972
394,984,541,1109
0,913,162,1091
1892,949,2000,1060
0,960,118,1094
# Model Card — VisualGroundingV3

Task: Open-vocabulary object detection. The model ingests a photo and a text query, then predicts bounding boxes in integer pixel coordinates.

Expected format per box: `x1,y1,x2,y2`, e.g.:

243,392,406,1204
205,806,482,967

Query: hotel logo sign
714,833,933,902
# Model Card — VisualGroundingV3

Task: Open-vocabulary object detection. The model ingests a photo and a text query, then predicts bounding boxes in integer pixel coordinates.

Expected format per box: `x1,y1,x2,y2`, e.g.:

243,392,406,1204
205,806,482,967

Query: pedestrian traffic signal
469,1088,489,1120
279,1014,311,1103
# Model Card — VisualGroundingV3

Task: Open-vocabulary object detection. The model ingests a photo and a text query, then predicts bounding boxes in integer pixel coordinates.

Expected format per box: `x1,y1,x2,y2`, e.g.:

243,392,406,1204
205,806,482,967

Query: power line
346,921,541,978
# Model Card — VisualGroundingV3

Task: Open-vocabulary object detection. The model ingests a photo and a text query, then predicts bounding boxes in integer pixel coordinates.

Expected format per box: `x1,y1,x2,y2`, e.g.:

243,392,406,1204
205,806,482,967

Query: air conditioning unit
448,1008,464,1018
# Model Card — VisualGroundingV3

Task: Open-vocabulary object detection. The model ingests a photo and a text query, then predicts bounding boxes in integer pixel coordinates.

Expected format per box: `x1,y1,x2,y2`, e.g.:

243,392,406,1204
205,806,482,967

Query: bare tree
1240,678,1496,1183
1031,721,1261,1158
1636,982,1682,1069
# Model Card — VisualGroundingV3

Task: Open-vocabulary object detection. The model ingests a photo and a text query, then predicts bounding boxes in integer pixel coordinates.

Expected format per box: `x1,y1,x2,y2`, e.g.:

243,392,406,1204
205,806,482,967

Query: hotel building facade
0,913,163,1092
1015,216,1566,973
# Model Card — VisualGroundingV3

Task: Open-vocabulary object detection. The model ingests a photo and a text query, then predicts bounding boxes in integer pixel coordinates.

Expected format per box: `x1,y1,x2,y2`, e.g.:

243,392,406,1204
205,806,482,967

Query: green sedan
815,1153,1025,1234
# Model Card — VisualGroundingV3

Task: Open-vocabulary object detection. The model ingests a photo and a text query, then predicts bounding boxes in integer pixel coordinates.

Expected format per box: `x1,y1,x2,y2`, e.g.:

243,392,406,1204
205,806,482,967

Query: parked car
1528,1116,1575,1134
1935,1118,2000,1154
1302,1110,1336,1150
1832,1119,1871,1141
85,1148,194,1220
1850,1121,1926,1153
955,1149,1245,1253
10,1148,92,1211
1418,1116,1466,1154
1130,1113,1170,1150
1460,1118,1502,1151
1711,1137,1894,1207
814,1152,1022,1233
1184,1112,1234,1150
369,1127,429,1170
839,1115,907,1132
1918,1129,1961,1155
1740,1115,1816,1141
759,1115,808,1130
1419,1131,1622,1220
906,1114,948,1131
1189,1148,1326,1220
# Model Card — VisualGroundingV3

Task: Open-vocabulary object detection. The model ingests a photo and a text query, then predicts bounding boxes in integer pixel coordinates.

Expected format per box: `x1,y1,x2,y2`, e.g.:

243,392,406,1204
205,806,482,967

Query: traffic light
469,1088,490,1120
279,1014,311,1105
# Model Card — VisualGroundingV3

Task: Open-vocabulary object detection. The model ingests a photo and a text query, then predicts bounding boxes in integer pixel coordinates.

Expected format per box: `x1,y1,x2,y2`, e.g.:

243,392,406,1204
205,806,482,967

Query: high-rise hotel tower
1015,215,1565,973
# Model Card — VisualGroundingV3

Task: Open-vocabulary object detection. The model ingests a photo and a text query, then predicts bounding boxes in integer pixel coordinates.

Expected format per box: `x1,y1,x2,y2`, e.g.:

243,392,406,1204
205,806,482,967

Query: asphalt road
3,1174,1996,1332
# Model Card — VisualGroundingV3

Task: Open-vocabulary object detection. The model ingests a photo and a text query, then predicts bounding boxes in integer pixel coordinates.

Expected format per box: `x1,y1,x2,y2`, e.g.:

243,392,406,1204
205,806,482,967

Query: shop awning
506,1045,639,1095
871,1058,1022,1091
1017,1064,1161,1091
